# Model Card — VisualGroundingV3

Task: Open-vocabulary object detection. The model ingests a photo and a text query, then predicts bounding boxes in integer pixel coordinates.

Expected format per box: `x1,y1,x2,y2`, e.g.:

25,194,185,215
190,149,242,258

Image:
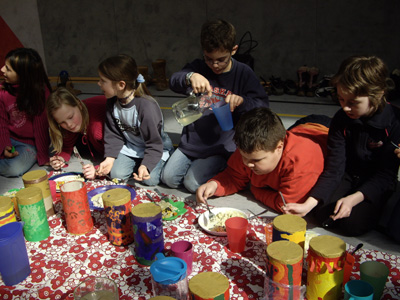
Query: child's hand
395,147,400,159
332,192,363,220
196,181,218,204
283,197,318,216
190,73,213,97
82,164,96,180
97,157,115,176
50,155,65,170
4,146,18,158
225,94,243,112
133,165,150,181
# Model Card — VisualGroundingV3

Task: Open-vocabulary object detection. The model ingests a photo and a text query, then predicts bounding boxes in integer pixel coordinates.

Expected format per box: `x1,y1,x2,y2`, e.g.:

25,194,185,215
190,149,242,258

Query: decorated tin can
272,214,307,248
103,188,134,246
16,187,50,242
60,181,93,235
306,235,346,300
22,170,55,216
189,272,230,300
149,297,176,300
131,202,164,266
0,196,16,227
265,240,303,299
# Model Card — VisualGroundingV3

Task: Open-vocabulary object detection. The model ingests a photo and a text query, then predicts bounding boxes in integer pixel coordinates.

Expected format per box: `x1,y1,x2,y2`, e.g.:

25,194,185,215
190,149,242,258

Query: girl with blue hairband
97,54,173,186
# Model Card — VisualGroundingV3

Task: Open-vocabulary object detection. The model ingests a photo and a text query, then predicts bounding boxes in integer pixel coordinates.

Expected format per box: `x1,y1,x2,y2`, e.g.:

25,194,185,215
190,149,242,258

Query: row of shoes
260,65,337,100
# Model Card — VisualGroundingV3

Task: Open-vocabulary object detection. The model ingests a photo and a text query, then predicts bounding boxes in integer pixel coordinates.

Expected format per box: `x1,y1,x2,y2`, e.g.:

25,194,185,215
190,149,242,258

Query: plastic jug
150,253,188,300
172,93,212,126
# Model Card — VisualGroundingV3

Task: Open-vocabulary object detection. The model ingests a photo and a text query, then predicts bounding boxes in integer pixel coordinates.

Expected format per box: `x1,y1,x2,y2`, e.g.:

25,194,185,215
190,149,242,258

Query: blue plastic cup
212,103,233,131
0,222,31,285
344,280,374,300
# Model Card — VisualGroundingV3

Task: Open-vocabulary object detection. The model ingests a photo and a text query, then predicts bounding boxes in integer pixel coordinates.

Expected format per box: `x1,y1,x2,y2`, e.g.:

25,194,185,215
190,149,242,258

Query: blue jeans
161,148,228,193
110,152,166,186
0,139,38,177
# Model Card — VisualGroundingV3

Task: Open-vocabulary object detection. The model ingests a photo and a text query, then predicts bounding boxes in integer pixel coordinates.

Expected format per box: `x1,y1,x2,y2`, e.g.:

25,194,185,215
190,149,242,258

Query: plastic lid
150,253,187,284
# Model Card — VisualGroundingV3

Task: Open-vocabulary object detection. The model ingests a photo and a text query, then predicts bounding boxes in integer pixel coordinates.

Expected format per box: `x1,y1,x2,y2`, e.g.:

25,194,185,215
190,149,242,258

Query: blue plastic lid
150,253,187,284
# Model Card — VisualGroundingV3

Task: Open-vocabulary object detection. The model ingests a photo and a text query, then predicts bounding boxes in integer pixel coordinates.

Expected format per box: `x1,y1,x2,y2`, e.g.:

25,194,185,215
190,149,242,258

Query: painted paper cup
0,196,16,227
60,181,93,235
22,169,54,216
103,188,134,246
16,187,50,242
131,203,164,265
189,272,229,300
306,235,346,300
272,214,306,248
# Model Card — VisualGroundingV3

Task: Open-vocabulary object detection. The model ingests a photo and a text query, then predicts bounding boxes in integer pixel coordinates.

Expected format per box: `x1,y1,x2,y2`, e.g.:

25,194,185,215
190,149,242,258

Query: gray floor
1,82,399,256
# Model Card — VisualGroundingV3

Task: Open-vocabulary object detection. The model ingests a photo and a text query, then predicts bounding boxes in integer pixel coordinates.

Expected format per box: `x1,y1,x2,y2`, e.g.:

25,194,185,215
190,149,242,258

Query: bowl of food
198,207,247,236
87,185,136,210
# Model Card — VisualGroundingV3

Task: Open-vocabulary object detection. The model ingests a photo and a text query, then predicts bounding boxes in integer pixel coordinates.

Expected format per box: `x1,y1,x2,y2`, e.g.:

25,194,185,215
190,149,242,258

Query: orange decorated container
103,188,134,246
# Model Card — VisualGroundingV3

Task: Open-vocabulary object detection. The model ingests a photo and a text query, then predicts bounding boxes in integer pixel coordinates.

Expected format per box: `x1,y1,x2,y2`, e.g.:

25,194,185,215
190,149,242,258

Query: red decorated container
60,181,93,235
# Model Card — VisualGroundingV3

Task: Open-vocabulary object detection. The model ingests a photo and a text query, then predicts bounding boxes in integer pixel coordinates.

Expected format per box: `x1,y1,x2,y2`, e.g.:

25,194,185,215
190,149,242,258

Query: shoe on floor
270,76,284,95
284,79,297,95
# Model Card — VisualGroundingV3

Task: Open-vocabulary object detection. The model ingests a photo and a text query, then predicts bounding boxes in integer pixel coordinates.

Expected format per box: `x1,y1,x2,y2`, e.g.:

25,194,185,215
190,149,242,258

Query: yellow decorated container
0,196,17,226
272,214,307,248
306,235,346,300
189,272,230,300
22,170,54,216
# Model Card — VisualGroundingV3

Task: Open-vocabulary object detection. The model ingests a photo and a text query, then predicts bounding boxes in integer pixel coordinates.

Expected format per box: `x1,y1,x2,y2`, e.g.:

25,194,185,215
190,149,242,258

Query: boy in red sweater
196,107,328,213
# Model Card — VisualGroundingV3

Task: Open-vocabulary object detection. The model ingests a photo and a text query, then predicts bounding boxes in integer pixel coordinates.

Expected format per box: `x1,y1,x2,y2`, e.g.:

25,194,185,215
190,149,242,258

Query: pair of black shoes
265,76,297,96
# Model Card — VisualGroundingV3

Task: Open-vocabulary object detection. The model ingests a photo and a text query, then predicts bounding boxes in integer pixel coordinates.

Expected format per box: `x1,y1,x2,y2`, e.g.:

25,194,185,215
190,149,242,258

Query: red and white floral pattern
0,182,399,299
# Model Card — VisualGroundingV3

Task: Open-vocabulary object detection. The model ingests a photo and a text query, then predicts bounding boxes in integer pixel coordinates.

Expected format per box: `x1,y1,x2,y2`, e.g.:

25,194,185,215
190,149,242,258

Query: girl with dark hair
0,48,51,177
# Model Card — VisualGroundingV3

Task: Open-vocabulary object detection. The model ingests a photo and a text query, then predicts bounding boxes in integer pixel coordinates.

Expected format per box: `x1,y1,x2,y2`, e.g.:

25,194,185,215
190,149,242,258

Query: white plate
49,173,85,192
198,207,247,236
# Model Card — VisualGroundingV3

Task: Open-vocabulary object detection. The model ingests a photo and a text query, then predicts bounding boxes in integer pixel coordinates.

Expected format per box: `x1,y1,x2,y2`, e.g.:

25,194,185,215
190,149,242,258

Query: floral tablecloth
0,180,399,299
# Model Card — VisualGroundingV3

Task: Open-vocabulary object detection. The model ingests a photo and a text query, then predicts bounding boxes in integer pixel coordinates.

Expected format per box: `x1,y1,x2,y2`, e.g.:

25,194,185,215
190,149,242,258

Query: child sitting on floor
196,107,329,213
161,19,269,193
0,48,51,177
284,55,400,236
47,87,107,179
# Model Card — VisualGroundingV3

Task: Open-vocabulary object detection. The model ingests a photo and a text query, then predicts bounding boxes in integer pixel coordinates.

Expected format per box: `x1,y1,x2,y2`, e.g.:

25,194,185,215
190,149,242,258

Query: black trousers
312,172,388,236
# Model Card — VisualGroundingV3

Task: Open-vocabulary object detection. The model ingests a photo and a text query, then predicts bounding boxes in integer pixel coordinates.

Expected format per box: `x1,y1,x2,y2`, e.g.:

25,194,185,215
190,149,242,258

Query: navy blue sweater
169,58,269,159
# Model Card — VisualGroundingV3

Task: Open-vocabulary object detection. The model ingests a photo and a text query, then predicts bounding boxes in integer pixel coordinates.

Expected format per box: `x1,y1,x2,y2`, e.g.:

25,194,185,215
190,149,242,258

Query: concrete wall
6,0,400,82
0,0,46,67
